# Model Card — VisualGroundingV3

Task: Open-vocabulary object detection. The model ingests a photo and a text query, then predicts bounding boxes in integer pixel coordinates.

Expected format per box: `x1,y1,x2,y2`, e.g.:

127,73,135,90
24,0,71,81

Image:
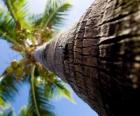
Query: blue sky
0,0,97,116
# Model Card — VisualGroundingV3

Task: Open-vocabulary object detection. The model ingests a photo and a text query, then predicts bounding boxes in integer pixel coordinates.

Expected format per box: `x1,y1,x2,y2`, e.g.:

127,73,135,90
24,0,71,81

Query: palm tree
0,0,74,115
33,0,140,116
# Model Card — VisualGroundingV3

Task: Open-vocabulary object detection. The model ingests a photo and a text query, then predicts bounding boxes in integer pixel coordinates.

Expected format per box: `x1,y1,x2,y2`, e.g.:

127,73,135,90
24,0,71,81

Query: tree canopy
0,0,75,115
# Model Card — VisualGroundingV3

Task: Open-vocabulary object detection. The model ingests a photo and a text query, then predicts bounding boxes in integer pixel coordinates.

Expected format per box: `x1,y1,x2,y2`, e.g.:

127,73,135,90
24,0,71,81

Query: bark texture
34,0,140,116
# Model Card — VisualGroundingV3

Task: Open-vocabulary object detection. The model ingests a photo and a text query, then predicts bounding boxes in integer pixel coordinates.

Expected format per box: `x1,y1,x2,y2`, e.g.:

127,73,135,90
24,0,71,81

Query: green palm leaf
3,0,30,30
43,78,75,103
26,66,54,116
35,0,72,29
0,6,17,43
0,74,21,101
54,80,75,103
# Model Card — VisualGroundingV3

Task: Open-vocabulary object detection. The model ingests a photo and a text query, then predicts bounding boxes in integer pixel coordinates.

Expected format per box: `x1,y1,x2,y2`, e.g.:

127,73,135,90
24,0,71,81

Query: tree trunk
34,0,140,116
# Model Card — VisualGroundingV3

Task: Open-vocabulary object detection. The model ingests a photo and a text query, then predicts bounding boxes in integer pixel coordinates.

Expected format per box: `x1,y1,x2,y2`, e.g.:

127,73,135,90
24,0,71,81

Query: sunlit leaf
0,97,5,106
3,0,31,30
54,80,76,103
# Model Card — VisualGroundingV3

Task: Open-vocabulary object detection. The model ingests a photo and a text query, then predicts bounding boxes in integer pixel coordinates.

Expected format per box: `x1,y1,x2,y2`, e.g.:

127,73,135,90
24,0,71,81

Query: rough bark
34,0,140,116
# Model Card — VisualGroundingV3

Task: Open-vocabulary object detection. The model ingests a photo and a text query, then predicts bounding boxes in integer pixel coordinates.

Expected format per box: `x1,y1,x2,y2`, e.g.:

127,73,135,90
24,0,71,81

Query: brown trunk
34,0,140,116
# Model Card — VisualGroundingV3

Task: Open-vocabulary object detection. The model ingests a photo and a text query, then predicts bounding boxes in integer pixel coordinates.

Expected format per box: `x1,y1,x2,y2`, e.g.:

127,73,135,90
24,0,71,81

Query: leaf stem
31,65,40,116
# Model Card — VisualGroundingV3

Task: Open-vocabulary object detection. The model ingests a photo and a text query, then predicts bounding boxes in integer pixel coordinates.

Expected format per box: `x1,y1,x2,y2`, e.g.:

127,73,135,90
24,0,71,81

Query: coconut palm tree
0,0,74,115
33,0,140,116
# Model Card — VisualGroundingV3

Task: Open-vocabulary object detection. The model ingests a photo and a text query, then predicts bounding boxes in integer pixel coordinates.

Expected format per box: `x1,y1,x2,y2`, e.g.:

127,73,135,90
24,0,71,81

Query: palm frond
44,78,75,103
54,80,75,103
35,0,72,29
36,65,75,103
0,6,17,43
0,1,33,45
0,73,22,102
26,66,54,116
3,0,30,30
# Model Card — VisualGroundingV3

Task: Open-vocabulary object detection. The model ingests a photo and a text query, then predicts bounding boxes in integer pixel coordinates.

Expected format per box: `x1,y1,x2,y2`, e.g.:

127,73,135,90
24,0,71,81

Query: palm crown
0,0,74,115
